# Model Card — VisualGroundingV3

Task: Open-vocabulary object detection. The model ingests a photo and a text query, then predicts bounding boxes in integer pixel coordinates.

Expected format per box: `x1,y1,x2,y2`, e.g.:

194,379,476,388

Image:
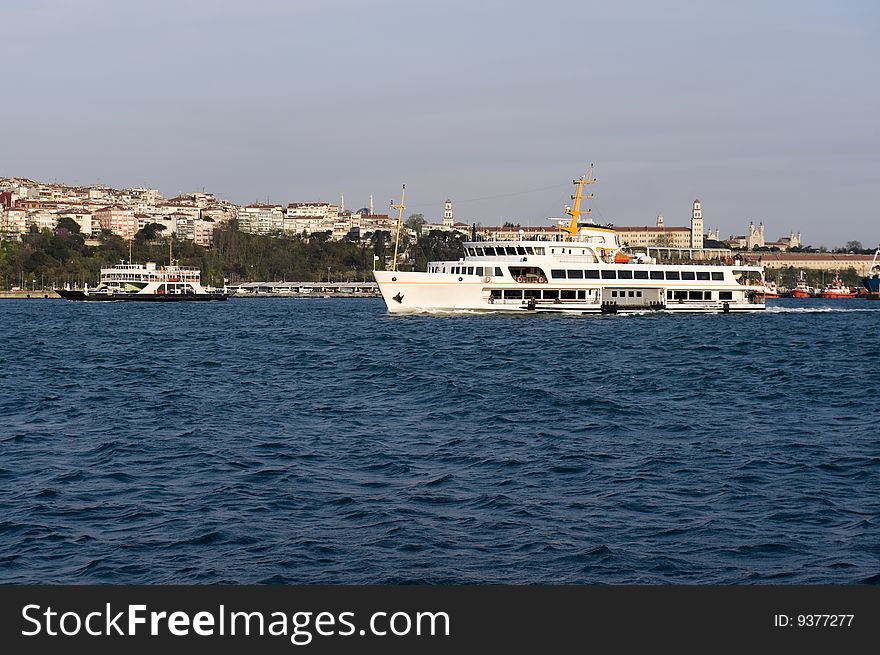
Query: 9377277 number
799,614,853,627
774,614,854,628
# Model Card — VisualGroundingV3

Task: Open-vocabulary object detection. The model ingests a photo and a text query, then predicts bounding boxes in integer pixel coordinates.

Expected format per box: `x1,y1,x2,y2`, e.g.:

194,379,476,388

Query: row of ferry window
432,265,505,275
488,289,736,301
490,289,598,300
666,290,734,300
550,269,725,281
465,246,546,257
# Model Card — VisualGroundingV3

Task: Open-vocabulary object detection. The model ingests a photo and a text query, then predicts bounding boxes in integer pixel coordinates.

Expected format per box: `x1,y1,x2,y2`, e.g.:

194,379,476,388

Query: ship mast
561,164,596,238
390,184,406,272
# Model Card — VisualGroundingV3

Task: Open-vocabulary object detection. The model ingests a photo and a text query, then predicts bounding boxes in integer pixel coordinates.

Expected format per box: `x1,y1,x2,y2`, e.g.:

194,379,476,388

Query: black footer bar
1,585,875,652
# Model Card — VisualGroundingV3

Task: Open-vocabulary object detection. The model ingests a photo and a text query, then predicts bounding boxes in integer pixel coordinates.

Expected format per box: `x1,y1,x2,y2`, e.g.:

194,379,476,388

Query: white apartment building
357,213,396,235
1,208,29,236
283,203,345,236
238,204,285,234
286,202,339,220
28,211,59,231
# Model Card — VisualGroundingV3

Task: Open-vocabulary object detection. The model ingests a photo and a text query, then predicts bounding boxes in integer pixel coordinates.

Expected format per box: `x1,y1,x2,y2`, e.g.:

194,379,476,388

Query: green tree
135,222,167,241
405,213,426,236
56,217,81,234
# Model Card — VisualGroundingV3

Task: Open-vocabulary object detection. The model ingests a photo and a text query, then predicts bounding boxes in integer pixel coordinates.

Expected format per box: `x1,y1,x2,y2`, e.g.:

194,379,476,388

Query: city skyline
3,0,878,245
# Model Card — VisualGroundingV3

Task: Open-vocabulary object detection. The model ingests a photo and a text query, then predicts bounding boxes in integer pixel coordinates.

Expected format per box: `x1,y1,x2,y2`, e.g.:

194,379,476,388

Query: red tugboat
819,273,857,299
787,271,813,298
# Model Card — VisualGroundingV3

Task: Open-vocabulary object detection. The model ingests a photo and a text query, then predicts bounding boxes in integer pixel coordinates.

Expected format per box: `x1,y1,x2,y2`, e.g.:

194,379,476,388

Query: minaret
369,193,374,215
443,198,453,227
656,213,664,228
690,199,703,248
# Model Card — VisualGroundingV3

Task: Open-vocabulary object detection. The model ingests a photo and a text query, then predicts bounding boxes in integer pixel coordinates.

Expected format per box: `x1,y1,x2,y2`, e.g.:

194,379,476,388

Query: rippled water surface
1,298,879,583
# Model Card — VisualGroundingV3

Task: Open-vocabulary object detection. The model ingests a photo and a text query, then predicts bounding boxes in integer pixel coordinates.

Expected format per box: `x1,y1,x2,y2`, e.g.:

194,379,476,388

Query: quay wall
0,290,61,299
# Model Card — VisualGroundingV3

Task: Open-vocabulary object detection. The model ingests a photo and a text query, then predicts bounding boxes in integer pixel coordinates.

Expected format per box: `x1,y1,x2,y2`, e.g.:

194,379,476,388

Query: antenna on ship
390,184,406,272
128,236,133,264
561,163,596,238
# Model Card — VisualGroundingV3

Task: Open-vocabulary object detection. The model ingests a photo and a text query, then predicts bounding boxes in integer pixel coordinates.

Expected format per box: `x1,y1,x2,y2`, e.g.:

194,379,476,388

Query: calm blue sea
1,298,879,584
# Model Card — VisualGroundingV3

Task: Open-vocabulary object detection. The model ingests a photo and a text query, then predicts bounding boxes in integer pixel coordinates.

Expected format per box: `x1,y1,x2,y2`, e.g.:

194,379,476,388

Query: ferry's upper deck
99,262,201,283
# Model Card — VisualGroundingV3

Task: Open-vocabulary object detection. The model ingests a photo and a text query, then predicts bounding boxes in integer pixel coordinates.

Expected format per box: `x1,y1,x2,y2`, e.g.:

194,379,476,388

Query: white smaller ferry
374,167,767,314
58,261,228,302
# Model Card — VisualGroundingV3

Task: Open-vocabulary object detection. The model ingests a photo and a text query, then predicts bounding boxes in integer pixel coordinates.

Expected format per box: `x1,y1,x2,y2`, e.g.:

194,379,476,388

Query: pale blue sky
3,0,878,245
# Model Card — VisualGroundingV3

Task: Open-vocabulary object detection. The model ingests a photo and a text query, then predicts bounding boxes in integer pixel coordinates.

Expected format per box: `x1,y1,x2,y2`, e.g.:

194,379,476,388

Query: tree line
0,218,465,289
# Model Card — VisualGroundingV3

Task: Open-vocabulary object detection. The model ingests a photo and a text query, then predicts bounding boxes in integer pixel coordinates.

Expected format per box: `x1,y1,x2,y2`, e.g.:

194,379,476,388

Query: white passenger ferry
374,168,766,314
58,261,228,302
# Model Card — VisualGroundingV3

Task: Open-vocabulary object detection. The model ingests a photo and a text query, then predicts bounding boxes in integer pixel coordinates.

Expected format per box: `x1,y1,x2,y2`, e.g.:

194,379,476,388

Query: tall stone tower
746,222,766,249
656,213,664,228
690,199,703,248
443,199,453,227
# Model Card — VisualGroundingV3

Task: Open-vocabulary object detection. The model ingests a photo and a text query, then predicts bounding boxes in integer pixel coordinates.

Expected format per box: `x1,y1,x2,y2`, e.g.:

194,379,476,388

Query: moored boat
373,167,767,314
819,274,857,299
763,281,782,298
786,271,814,298
861,249,880,300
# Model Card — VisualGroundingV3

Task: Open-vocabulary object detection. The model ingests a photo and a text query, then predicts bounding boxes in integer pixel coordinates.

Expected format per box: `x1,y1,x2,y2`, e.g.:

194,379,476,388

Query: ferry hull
57,290,228,302
373,271,764,315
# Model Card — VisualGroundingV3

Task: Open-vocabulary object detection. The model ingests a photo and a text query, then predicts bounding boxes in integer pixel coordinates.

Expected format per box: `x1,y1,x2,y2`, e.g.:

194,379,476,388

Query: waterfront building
615,225,692,248
758,252,875,276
